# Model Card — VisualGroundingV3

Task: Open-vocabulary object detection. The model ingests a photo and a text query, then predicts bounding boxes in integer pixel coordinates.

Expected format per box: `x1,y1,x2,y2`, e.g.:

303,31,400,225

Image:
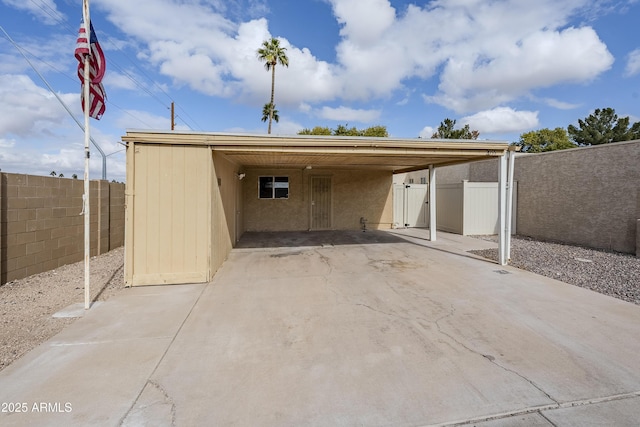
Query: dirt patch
0,247,125,372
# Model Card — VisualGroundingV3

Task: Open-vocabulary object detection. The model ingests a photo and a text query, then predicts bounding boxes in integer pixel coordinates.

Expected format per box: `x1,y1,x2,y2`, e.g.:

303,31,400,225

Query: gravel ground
1,238,638,373
0,247,124,372
470,236,640,305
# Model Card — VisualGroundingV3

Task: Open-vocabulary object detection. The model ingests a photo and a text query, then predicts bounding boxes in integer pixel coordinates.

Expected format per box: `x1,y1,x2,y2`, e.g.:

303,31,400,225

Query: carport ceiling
122,130,511,173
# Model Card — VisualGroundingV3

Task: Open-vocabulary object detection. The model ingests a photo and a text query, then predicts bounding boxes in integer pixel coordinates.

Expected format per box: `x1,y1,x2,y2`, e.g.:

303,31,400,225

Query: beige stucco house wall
243,168,393,232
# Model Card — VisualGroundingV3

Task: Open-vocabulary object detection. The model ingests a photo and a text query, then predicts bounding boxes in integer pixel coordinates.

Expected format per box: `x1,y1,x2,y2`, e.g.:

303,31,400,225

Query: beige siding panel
211,153,239,276
130,144,211,286
125,145,135,285
171,148,186,271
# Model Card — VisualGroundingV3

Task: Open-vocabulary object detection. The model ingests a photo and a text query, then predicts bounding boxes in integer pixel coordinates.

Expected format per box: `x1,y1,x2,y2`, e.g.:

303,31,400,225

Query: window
420,177,427,184
259,176,289,199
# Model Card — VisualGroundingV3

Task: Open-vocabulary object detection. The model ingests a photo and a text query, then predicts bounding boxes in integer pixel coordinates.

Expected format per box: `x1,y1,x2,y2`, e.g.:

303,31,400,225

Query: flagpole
83,0,91,310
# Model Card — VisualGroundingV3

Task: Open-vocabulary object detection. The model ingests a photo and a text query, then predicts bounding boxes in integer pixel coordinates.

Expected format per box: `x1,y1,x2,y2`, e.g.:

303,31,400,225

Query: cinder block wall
0,173,125,284
109,182,125,250
432,140,639,255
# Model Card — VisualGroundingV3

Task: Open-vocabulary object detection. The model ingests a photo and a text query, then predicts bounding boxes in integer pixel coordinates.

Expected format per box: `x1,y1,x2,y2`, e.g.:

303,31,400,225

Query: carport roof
122,130,513,173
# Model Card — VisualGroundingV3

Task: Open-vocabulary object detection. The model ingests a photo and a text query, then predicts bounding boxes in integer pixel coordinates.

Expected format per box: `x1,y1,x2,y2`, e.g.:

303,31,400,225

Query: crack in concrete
117,283,208,427
120,380,176,427
353,303,403,320
555,390,640,408
538,411,560,427
313,249,333,274
146,380,177,426
149,380,177,426
434,305,560,406
425,391,640,426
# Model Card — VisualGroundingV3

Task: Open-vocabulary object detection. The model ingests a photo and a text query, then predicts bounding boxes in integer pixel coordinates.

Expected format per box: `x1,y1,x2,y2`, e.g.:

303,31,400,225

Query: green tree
514,128,576,153
567,107,639,146
361,125,389,137
257,38,289,134
49,171,56,176
631,121,640,140
333,124,361,136
58,173,64,178
298,126,332,135
72,174,78,179
261,103,279,124
431,118,479,139
297,124,388,137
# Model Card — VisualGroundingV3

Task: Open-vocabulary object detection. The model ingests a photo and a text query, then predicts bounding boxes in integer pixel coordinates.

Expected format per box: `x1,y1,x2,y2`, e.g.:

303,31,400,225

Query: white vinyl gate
393,184,429,228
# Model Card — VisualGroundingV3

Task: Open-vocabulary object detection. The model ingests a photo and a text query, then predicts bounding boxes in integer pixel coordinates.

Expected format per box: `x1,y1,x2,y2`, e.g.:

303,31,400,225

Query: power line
29,0,69,29
11,1,205,131
0,29,159,130
0,25,108,180
175,104,202,131
103,35,175,106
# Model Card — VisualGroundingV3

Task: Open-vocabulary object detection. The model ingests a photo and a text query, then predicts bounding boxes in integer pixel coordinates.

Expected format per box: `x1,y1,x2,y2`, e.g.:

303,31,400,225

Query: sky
1,0,639,182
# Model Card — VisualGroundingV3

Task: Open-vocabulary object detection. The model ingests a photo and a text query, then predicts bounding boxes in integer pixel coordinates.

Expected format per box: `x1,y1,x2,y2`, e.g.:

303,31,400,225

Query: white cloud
96,0,615,115
461,107,539,134
330,0,396,46
0,74,77,136
625,49,640,77
418,126,435,139
0,33,77,77
426,26,613,113
115,109,173,130
271,118,305,136
318,106,381,123
106,71,143,91
540,97,581,110
1,0,64,25
298,103,312,113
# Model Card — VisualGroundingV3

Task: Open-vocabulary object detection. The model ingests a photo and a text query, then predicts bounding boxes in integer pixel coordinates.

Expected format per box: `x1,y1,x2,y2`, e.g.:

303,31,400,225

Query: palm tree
261,103,279,124
257,38,289,134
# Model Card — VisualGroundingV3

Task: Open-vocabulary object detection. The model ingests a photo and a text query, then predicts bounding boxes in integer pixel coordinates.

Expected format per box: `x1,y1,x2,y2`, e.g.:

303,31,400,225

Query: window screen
259,176,289,199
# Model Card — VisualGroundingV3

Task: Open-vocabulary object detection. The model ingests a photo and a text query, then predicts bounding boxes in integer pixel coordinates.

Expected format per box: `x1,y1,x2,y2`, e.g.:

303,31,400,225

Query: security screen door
310,176,331,230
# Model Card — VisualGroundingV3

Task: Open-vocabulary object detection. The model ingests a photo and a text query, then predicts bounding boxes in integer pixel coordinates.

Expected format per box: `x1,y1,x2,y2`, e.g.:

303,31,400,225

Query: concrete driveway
1,230,639,426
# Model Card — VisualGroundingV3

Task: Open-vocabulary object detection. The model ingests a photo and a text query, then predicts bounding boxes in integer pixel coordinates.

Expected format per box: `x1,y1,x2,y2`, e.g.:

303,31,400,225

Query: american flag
75,19,106,120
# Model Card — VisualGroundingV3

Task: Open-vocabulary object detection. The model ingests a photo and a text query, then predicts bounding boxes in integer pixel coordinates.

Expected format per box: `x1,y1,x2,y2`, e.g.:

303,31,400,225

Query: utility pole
171,101,175,130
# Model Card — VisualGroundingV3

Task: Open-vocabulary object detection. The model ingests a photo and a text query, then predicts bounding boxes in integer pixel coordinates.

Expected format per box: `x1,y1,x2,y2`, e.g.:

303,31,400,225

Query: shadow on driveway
235,229,409,248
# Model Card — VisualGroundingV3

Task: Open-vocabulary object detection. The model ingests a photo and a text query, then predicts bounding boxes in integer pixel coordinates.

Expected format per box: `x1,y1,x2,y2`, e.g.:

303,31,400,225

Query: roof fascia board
123,131,508,151
212,146,506,158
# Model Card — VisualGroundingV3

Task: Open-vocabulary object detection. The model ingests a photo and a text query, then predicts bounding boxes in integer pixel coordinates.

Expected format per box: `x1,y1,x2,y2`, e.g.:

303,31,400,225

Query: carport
122,130,515,286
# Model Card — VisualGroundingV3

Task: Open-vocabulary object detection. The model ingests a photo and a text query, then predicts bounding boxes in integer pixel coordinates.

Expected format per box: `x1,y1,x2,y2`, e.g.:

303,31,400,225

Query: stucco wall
243,168,393,232
0,173,125,284
431,140,640,254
